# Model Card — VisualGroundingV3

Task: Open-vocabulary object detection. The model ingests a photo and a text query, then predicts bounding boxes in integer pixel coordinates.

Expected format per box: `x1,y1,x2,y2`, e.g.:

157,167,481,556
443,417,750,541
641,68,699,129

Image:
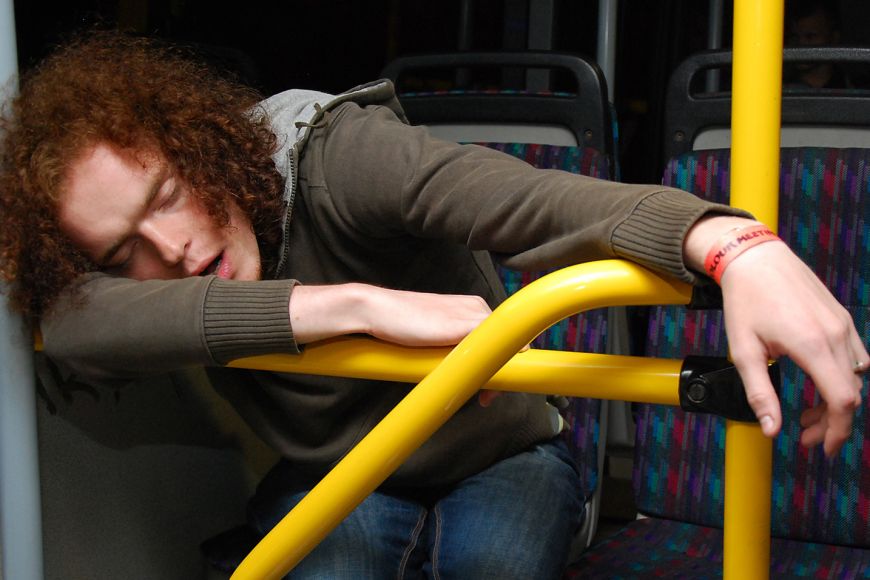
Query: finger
478,390,501,407
819,341,862,455
799,405,827,448
799,401,826,428
730,346,783,437
789,343,860,457
800,420,828,448
821,388,860,457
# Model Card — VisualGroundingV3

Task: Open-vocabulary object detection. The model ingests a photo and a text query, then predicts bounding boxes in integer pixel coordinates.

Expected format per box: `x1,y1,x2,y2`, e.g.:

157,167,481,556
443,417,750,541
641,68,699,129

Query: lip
193,252,223,277
216,254,232,279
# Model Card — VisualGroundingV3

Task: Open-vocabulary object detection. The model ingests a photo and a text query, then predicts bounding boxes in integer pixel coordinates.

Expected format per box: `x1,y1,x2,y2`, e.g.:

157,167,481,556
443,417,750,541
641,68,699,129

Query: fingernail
760,415,774,434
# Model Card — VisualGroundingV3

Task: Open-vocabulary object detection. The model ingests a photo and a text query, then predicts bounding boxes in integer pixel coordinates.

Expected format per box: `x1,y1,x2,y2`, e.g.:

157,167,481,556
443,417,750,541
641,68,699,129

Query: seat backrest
381,51,613,162
662,47,870,162
635,47,870,547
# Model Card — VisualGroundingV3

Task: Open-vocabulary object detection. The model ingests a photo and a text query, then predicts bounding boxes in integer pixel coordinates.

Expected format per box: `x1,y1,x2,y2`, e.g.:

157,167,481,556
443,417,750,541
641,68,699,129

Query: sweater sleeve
308,102,751,284
41,272,299,381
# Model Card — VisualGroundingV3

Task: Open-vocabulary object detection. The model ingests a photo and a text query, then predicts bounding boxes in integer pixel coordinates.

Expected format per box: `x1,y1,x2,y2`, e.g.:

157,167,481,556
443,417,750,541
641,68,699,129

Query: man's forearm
289,283,492,347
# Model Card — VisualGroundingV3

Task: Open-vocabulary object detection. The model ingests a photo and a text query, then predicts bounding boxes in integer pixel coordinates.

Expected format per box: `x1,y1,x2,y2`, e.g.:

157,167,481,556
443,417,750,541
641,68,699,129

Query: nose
140,220,187,267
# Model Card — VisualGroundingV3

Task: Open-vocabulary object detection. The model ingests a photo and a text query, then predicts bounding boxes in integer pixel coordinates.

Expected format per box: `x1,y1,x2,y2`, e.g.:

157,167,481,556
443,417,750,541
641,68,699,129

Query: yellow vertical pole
726,0,782,578
731,0,783,225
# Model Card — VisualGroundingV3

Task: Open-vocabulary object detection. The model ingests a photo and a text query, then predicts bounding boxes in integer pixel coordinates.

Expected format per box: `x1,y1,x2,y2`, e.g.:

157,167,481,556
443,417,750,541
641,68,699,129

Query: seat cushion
566,517,870,579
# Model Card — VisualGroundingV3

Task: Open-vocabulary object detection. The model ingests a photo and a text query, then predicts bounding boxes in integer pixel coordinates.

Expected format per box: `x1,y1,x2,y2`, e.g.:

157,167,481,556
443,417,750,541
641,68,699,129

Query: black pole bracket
678,356,781,422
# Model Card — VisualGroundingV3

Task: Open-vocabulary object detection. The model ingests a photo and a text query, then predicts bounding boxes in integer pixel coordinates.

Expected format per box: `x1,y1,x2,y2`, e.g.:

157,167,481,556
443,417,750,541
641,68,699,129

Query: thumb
731,349,782,437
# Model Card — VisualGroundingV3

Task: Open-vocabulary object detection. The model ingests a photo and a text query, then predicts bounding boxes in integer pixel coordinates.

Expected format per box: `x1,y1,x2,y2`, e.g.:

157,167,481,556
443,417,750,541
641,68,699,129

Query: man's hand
685,216,868,456
720,242,866,455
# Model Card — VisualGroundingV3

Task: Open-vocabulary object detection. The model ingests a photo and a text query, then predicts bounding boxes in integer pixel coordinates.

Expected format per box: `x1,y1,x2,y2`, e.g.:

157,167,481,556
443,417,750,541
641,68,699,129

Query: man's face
58,143,261,281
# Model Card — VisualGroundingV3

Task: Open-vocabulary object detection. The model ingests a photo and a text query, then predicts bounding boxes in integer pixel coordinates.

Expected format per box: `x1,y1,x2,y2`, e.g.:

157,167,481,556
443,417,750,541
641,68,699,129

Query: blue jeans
247,438,584,579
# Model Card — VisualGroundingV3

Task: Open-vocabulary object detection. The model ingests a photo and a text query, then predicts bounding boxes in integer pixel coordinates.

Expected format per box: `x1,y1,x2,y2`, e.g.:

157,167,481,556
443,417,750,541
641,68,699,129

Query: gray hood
255,79,405,204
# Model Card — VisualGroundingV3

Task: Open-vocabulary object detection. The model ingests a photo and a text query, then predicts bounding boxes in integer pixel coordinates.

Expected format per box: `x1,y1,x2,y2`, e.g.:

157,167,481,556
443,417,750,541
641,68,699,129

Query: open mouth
201,254,223,276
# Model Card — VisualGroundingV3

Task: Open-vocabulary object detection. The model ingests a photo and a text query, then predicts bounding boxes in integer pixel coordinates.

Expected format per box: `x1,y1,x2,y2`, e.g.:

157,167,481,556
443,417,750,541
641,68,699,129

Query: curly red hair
0,31,286,321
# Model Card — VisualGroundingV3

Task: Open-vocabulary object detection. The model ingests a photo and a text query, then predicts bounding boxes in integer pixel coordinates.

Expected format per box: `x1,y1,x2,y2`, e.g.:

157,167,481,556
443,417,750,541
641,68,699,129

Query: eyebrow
98,172,166,266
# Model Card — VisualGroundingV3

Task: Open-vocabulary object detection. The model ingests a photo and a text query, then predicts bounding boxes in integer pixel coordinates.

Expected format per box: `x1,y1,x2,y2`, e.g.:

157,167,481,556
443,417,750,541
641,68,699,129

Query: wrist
704,224,780,284
288,283,372,343
684,215,764,275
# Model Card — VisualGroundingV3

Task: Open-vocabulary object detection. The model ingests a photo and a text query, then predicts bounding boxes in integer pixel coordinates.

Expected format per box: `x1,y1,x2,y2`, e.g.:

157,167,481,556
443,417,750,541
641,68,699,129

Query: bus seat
568,145,870,577
567,48,870,577
382,51,618,554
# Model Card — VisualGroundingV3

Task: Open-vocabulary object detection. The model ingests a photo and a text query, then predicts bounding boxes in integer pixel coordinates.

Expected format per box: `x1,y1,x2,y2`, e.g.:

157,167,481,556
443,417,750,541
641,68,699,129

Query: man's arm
315,102,867,455
312,101,753,284
41,273,493,382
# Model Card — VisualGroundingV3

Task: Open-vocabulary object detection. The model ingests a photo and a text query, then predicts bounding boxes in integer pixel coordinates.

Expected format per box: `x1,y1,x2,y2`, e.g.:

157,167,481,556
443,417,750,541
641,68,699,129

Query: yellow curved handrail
230,260,700,579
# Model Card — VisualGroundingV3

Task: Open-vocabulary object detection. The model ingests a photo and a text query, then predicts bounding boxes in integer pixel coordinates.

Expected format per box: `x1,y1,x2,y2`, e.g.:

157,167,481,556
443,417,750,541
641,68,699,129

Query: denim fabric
248,438,584,579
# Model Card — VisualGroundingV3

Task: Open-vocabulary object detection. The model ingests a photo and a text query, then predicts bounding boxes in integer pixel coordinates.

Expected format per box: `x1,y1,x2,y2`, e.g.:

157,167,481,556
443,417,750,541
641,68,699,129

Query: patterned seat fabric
565,517,870,579
569,147,870,576
481,142,611,499
480,142,611,177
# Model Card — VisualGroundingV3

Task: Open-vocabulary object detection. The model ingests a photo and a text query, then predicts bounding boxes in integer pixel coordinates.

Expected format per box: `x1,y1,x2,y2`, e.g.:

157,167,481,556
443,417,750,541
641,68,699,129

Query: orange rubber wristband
703,224,780,284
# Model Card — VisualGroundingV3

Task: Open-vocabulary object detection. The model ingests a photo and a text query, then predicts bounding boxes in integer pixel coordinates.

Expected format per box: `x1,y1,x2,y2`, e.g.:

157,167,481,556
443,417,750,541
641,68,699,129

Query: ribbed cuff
203,278,300,364
611,189,753,283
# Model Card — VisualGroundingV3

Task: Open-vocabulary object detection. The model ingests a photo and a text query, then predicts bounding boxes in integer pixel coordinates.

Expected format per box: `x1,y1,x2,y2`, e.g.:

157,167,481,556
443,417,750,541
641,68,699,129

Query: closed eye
157,177,183,211
103,240,138,274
